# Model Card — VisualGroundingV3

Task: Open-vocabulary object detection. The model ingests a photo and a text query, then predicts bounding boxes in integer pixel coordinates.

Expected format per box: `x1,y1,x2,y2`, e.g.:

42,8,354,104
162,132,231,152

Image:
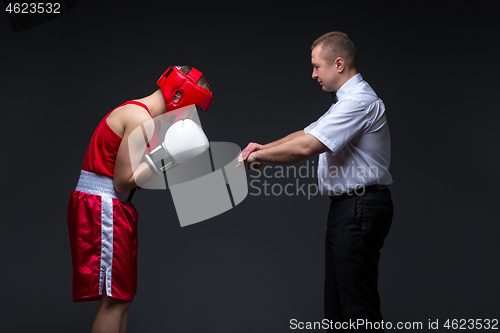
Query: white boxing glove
145,119,209,175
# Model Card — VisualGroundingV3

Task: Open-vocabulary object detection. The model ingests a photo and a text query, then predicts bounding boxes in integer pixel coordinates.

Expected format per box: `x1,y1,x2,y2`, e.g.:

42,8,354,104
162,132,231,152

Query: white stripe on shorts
99,194,114,297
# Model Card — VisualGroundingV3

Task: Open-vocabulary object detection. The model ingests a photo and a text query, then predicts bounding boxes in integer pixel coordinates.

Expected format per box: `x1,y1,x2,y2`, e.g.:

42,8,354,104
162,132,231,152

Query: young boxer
67,66,213,333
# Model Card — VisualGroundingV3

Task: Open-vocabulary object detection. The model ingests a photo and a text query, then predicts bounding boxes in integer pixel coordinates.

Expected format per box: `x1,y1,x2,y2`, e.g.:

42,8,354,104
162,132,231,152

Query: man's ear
335,57,345,73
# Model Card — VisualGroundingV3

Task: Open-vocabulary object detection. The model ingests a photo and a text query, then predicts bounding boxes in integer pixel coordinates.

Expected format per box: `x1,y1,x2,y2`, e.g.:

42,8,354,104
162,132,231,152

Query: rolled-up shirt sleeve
307,99,368,155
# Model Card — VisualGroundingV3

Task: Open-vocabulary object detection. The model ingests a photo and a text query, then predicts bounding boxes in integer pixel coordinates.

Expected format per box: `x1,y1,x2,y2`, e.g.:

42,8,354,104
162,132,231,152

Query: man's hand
237,142,264,168
238,142,264,162
245,151,264,170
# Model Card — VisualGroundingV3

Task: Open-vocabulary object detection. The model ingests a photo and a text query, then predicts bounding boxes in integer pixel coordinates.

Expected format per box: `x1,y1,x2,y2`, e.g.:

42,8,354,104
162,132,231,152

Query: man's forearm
254,135,310,164
240,130,307,163
264,130,305,149
249,133,328,166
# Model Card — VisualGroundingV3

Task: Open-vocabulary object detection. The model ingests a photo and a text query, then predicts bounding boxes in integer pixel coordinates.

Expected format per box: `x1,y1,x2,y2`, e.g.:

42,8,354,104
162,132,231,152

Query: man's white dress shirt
304,73,392,195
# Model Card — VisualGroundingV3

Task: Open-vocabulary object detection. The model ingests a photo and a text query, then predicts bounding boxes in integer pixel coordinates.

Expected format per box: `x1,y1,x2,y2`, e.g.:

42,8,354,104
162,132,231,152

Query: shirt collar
335,73,363,102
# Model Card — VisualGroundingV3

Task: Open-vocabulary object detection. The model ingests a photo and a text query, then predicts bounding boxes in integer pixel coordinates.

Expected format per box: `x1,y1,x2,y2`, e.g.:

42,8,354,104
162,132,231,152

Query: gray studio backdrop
1,1,499,332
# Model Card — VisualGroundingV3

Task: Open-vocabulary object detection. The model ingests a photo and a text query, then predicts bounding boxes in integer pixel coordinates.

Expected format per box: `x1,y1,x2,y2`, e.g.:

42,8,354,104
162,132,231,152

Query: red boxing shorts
67,170,138,302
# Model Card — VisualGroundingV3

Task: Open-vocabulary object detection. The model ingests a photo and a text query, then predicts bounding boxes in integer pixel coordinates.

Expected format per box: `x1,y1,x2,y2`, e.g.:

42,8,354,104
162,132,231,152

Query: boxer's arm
114,110,156,193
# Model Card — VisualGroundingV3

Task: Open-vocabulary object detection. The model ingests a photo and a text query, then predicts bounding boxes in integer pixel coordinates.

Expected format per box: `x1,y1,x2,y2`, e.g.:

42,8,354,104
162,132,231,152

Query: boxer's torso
82,101,151,178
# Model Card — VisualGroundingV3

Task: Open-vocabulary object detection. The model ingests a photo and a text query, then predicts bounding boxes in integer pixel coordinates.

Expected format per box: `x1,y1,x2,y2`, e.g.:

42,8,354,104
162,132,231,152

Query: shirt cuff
309,129,337,155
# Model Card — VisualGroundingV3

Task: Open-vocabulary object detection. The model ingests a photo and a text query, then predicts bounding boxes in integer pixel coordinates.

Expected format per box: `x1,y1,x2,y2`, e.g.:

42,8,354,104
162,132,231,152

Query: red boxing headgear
157,66,213,112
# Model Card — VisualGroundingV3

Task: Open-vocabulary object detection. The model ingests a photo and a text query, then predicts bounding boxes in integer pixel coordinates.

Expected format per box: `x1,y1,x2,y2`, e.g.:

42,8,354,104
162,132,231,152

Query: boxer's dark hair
178,66,211,91
311,32,357,69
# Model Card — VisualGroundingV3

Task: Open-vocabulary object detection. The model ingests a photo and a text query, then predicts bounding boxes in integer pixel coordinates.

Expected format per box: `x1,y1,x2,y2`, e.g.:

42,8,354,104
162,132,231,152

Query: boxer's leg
91,293,132,333
120,308,129,333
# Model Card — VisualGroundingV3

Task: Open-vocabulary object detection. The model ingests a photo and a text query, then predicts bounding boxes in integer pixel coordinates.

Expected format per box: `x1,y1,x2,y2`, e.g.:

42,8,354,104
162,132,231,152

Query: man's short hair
311,32,357,69
178,66,211,91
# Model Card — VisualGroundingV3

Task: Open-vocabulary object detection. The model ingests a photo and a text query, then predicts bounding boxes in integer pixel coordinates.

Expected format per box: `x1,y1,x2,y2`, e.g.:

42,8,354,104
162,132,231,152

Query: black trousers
325,188,393,332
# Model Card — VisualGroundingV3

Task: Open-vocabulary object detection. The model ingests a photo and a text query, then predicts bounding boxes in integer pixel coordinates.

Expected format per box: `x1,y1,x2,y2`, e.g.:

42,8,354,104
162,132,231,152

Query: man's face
311,44,339,92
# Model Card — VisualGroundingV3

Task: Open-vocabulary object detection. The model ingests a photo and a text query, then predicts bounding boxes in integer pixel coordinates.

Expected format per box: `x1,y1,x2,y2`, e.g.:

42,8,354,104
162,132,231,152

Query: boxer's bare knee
100,293,132,313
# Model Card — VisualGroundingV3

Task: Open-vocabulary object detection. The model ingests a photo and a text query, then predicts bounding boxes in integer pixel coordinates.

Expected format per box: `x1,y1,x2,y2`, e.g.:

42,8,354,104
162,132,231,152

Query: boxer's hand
145,119,209,174
164,119,209,165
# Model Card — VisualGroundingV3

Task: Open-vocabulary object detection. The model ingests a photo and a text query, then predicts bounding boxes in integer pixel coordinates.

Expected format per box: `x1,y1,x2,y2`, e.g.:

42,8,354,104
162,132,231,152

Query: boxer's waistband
75,170,130,203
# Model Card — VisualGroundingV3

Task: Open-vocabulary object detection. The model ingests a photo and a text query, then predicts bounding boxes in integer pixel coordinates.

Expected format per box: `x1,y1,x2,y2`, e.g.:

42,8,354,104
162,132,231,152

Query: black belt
329,184,388,202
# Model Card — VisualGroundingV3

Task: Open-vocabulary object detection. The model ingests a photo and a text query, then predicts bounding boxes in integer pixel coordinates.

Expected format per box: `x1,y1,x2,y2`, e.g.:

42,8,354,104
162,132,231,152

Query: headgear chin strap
157,66,213,112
